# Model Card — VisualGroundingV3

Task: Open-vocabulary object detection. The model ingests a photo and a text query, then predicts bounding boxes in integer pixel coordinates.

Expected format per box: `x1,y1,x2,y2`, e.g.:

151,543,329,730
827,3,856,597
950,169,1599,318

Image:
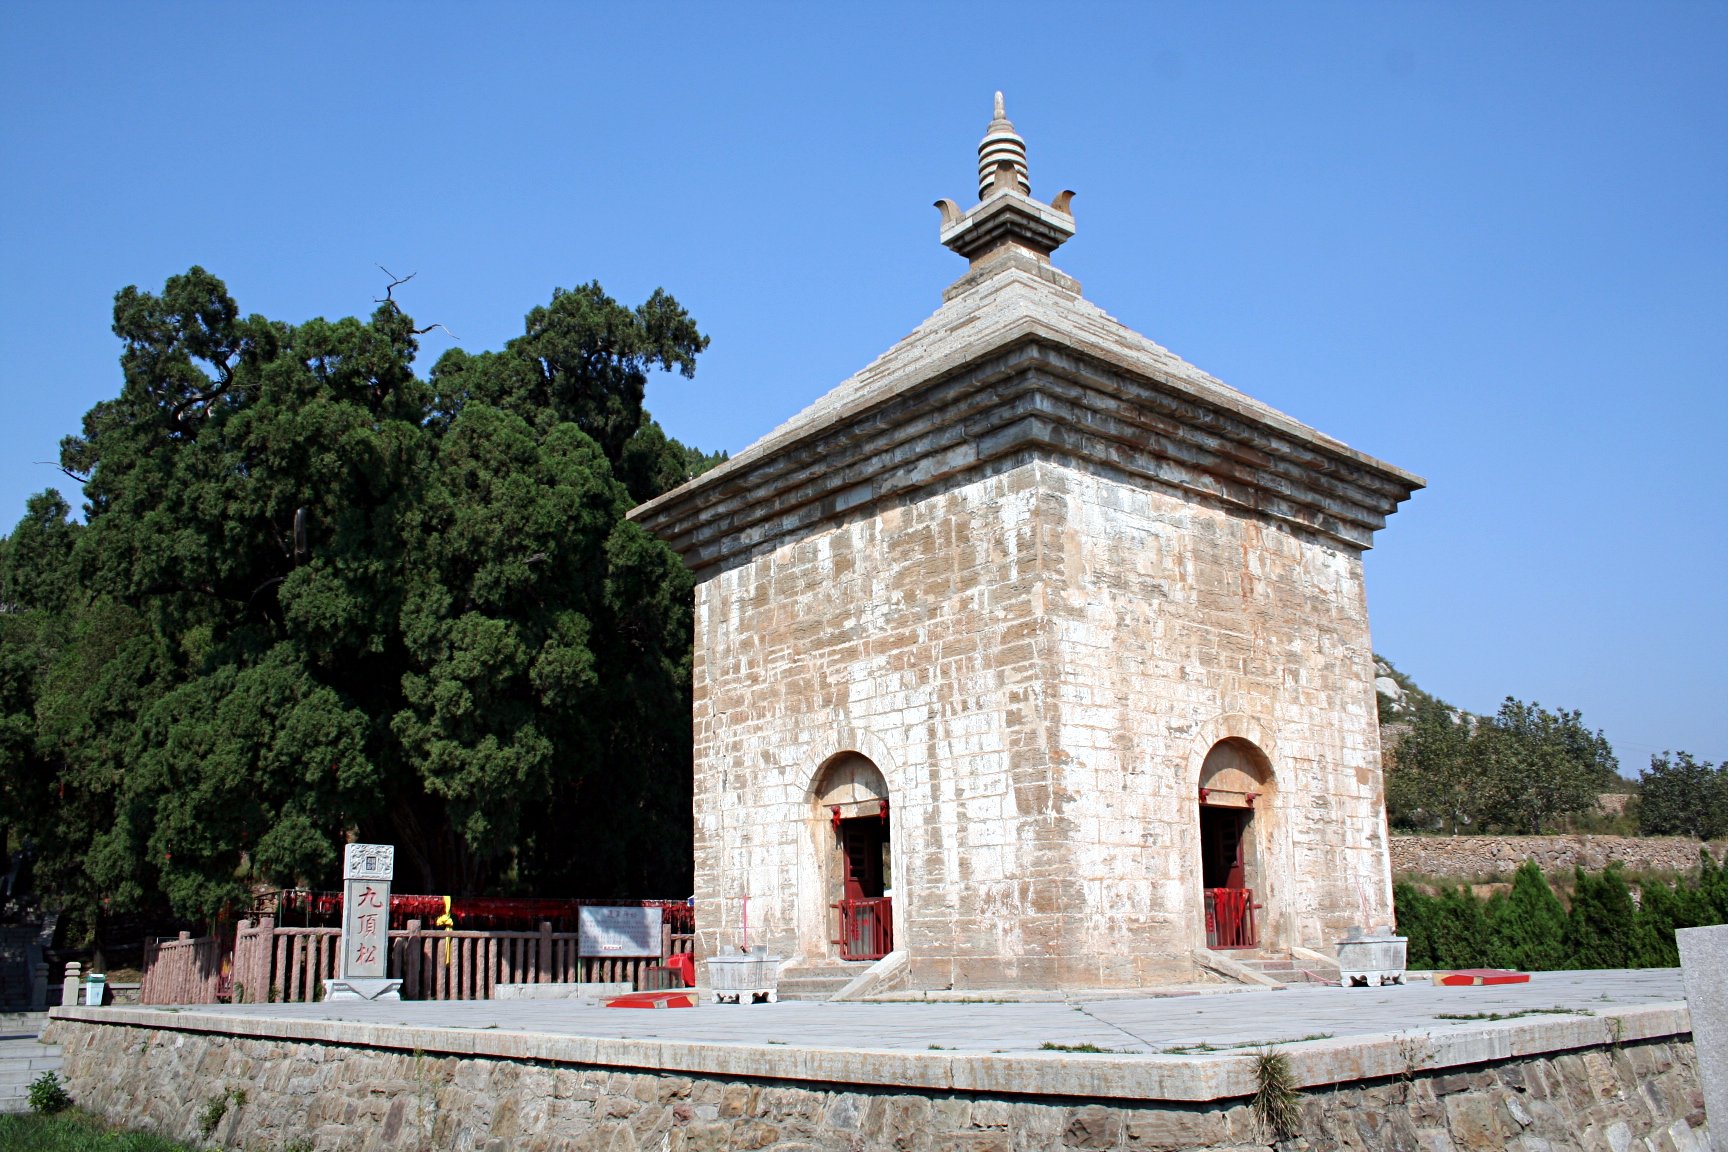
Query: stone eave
631,268,1424,573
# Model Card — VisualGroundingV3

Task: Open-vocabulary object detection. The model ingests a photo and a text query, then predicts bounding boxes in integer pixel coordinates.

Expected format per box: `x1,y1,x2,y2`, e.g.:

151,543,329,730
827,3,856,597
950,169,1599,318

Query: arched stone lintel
1185,713,1277,791
804,726,902,803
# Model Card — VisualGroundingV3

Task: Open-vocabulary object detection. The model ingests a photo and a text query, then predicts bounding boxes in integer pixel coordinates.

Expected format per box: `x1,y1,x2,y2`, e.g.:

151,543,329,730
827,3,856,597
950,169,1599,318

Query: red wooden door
839,817,885,899
1199,806,1250,890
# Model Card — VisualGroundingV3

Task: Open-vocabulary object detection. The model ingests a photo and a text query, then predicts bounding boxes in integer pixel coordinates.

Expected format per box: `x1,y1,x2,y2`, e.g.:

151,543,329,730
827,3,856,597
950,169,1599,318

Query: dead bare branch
375,265,458,341
36,461,89,485
376,265,417,305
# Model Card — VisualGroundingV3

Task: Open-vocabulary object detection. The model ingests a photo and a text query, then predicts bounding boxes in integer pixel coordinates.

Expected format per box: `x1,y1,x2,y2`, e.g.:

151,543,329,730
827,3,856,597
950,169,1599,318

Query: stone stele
324,842,400,1002
1677,924,1727,1130
629,94,1424,993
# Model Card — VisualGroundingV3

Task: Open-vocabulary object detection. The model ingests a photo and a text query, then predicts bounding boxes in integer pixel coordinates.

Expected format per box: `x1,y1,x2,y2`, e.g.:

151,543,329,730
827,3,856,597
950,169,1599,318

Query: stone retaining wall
46,1017,1708,1152
1391,834,1727,879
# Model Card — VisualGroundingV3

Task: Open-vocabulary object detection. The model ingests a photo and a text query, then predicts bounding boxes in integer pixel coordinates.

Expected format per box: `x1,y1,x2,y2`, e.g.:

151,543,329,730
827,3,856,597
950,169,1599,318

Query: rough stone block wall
692,457,1391,990
693,461,1059,986
1390,835,1728,880
1037,462,1390,961
46,1020,1710,1152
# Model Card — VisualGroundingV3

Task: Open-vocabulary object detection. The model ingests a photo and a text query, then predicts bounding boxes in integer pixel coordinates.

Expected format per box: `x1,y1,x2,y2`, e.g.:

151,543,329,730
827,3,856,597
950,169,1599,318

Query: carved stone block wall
691,457,1390,989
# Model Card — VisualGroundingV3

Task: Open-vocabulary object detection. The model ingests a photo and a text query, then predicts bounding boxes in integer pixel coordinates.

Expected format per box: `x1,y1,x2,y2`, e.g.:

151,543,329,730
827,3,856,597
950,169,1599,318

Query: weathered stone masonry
46,1013,1710,1152
630,96,1424,989
1389,835,1728,881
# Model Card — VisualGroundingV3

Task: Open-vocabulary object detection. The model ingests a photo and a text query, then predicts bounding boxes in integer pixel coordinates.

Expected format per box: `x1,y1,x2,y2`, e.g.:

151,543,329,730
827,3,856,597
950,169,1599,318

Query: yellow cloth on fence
435,896,454,964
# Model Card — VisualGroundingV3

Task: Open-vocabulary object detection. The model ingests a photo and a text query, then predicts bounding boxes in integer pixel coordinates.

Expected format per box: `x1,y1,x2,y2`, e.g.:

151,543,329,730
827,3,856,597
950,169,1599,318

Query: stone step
0,1049,63,1067
0,1012,48,1037
1235,954,1339,987
0,1060,64,1081
774,966,864,1002
776,981,853,1001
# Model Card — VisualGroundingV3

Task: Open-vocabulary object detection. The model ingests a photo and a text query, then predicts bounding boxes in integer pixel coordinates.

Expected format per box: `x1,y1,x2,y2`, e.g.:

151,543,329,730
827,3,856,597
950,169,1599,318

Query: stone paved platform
50,970,1692,1102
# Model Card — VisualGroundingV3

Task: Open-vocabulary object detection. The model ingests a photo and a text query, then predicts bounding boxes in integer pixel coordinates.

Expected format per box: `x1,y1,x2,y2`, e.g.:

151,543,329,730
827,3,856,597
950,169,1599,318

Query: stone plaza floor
141,968,1684,1057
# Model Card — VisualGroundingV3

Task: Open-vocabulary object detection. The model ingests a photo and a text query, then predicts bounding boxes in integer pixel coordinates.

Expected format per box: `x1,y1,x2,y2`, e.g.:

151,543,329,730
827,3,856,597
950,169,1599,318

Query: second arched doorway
1197,738,1272,949
813,753,894,961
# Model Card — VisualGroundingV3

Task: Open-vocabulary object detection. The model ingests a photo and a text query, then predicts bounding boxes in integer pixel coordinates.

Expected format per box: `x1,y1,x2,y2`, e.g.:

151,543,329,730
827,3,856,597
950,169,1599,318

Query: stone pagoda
629,95,1424,994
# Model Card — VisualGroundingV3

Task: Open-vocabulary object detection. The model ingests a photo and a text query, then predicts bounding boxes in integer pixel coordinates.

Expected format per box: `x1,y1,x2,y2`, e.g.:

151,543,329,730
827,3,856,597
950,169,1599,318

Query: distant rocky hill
1373,655,1459,724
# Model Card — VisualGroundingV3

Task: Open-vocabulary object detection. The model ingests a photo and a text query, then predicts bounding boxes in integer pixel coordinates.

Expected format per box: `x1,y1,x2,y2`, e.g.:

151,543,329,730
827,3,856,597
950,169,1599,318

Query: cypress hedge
1393,853,1728,970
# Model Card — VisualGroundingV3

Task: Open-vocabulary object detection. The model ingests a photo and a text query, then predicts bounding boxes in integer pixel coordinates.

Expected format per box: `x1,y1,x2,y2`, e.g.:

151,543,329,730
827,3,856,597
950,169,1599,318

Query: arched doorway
813,754,893,961
1197,738,1271,949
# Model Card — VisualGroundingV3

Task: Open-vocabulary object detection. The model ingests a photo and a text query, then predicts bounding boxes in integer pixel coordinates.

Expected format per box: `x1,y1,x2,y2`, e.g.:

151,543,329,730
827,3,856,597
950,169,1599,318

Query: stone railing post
61,961,81,1008
259,915,275,1003
234,919,253,1004
539,921,552,982
404,920,422,999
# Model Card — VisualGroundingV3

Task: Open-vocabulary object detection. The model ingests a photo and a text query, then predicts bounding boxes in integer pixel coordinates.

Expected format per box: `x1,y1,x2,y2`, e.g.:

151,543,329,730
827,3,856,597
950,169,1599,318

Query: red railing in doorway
1205,888,1258,949
833,897,893,961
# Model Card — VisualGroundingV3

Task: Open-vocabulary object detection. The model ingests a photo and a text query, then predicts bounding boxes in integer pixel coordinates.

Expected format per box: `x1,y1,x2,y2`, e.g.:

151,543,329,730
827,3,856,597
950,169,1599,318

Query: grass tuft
0,1110,202,1151
1250,1047,1302,1141
1434,1007,1592,1022
1038,1041,1127,1054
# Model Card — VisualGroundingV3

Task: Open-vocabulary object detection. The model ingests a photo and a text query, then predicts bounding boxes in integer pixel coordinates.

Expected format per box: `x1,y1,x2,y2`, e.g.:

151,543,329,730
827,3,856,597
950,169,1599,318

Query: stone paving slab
83,969,1681,1052
49,970,1692,1103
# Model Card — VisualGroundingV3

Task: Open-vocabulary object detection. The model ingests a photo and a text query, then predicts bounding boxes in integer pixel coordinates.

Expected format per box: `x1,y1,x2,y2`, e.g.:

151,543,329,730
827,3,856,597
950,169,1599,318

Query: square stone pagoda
629,95,1423,993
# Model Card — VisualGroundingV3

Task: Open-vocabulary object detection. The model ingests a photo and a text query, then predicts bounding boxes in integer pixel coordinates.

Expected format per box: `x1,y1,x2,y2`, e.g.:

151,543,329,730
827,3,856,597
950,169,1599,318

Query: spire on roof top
978,91,1031,200
934,93,1077,277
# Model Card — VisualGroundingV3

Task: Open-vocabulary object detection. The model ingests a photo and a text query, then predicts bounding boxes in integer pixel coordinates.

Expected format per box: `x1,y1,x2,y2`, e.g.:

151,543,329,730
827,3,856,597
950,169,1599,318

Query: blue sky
2,3,1723,770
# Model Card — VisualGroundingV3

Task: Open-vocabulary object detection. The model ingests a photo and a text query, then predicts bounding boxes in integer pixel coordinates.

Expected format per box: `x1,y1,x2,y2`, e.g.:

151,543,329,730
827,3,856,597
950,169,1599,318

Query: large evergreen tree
1,267,716,934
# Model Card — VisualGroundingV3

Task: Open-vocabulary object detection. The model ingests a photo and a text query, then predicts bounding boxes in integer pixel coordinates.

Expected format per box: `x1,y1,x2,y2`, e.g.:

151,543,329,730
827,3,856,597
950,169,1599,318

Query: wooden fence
139,932,226,1005
226,917,695,1004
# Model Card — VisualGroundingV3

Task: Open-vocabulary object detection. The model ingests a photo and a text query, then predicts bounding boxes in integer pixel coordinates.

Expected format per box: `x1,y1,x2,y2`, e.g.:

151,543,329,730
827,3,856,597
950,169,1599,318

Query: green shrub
27,1071,71,1115
1486,861,1568,971
1395,857,1728,972
1565,864,1635,969
1392,881,1437,967
1429,885,1493,969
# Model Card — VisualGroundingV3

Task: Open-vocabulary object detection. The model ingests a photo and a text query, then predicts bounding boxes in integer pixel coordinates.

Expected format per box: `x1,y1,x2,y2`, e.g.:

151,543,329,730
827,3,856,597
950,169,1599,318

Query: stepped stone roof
630,96,1423,572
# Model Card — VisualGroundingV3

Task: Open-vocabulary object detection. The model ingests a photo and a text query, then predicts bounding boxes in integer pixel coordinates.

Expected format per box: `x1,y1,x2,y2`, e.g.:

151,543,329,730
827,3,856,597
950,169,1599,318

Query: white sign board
578,906,663,957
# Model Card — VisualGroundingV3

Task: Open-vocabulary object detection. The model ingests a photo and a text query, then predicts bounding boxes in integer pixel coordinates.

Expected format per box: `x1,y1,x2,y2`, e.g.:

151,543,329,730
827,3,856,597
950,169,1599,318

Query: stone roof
630,99,1424,574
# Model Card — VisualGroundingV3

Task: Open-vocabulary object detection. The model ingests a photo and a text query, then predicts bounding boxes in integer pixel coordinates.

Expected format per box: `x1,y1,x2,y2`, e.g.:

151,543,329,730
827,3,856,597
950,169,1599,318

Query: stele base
322,978,402,1002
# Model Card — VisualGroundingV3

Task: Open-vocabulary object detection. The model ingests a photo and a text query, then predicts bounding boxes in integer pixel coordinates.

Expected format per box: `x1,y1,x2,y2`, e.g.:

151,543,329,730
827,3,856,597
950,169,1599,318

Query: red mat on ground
1433,968,1531,986
604,990,697,1009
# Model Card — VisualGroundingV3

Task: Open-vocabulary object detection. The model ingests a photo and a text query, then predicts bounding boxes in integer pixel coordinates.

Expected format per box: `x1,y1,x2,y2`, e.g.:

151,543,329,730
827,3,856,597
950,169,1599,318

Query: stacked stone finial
977,91,1031,200
936,93,1077,276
